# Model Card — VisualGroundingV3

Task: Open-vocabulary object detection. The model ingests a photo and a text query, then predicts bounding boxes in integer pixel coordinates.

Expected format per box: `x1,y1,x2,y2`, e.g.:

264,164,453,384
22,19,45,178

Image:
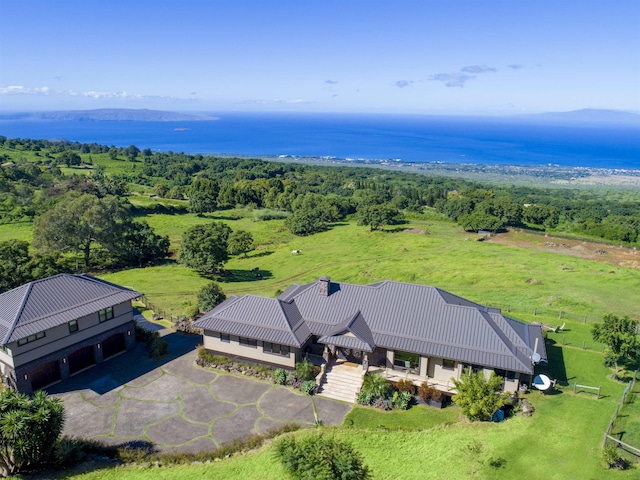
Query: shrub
0,390,65,476
295,359,316,381
301,380,316,395
51,437,84,469
148,336,169,359
373,396,393,411
418,383,443,403
603,444,629,470
274,368,293,385
274,434,370,480
136,325,169,359
361,373,391,398
356,391,373,406
394,379,416,394
394,391,413,410
452,369,510,422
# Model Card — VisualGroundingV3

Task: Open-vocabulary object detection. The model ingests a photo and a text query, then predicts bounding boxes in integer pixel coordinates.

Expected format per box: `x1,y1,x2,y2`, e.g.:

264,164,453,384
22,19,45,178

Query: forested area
1,136,639,293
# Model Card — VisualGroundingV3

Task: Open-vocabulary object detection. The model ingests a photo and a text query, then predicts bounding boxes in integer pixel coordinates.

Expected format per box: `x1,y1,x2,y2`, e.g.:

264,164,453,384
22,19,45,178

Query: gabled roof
0,274,141,345
318,311,375,352
194,294,311,348
194,279,547,374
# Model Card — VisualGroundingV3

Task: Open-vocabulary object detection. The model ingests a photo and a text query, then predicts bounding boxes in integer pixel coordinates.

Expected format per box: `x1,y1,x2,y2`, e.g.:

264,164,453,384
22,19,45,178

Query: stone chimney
318,276,331,296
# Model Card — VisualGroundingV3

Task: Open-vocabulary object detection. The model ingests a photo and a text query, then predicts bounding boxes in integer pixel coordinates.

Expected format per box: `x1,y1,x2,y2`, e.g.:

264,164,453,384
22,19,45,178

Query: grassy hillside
92,210,640,322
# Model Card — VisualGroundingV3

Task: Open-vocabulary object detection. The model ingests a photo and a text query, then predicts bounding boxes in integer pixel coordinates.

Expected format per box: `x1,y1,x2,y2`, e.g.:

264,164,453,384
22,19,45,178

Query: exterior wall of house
428,357,462,390
8,301,133,368
8,320,135,394
2,301,136,394
202,330,297,368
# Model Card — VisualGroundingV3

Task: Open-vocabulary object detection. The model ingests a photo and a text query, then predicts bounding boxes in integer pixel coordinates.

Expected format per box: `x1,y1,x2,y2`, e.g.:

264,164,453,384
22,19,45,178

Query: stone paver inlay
51,334,352,453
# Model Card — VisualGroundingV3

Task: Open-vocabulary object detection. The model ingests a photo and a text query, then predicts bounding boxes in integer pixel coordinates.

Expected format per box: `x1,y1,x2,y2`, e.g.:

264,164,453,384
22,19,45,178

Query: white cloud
0,84,176,101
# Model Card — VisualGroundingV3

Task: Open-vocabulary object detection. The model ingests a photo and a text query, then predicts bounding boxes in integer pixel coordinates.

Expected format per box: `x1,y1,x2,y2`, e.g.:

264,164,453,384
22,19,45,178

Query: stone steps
317,365,364,403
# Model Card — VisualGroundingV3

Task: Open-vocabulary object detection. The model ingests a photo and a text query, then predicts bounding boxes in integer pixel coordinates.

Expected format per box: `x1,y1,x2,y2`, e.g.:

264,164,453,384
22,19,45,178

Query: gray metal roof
194,278,546,374
193,294,311,347
0,274,141,345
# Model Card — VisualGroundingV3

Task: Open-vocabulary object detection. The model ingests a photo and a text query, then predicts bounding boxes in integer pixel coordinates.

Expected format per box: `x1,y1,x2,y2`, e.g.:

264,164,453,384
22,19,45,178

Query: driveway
48,332,352,454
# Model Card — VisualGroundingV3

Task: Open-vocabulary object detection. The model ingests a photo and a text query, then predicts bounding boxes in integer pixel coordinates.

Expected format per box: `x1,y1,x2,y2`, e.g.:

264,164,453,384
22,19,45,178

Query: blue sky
1,0,639,115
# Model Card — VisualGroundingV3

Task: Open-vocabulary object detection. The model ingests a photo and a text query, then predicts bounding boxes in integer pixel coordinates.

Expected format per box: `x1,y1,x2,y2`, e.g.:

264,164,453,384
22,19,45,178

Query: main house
0,274,141,393
194,277,547,402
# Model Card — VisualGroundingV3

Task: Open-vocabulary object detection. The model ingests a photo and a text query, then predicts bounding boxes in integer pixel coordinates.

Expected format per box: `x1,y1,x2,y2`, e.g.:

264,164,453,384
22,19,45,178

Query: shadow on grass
46,332,201,396
218,269,273,283
538,338,569,387
245,250,274,259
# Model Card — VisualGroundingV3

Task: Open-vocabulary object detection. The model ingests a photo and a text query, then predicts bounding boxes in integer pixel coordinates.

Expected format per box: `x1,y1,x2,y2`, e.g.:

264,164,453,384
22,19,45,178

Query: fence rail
604,370,639,456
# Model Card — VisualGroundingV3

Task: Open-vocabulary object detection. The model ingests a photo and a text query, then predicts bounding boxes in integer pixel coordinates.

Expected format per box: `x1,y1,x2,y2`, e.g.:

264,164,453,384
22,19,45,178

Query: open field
91,211,640,324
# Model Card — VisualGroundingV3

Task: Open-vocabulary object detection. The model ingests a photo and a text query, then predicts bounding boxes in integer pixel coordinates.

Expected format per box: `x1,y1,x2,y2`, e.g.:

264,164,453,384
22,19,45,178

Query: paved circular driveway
48,332,352,453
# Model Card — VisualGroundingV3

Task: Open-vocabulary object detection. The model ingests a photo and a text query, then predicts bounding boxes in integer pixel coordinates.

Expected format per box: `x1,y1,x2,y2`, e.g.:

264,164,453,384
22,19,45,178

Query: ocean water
1,112,639,169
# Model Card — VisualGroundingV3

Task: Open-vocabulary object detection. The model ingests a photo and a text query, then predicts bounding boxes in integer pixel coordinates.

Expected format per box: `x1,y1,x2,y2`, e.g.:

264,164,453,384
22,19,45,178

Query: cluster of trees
592,314,640,372
33,193,169,268
179,221,254,274
0,240,68,293
2,136,639,248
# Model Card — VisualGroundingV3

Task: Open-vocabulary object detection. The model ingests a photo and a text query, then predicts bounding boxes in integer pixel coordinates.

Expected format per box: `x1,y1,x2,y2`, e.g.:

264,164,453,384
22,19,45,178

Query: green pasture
98,213,640,323
0,221,33,242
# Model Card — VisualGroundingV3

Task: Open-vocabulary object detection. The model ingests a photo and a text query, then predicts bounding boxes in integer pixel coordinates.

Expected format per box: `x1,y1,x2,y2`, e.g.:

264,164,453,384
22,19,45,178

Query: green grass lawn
610,375,640,457
100,214,640,323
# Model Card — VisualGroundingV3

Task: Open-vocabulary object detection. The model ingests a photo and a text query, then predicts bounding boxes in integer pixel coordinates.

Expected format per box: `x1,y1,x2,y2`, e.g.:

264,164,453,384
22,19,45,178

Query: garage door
102,333,126,359
68,345,95,375
29,360,61,391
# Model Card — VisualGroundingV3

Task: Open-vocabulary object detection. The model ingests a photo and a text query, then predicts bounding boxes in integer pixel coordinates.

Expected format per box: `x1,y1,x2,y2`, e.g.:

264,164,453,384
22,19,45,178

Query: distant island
0,108,218,122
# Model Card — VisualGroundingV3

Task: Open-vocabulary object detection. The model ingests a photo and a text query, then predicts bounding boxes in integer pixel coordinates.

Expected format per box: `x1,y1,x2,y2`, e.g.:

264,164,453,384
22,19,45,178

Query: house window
442,359,456,370
239,337,257,348
264,342,290,357
219,333,230,343
17,331,46,346
393,351,420,374
463,364,483,375
69,320,79,333
99,307,114,323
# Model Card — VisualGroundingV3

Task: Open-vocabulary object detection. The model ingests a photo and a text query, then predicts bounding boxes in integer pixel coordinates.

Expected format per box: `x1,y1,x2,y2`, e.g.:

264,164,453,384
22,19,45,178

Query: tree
33,194,130,267
0,390,65,476
274,434,369,480
592,314,640,371
458,211,504,232
227,230,254,257
0,240,32,292
187,177,219,215
452,369,510,422
126,144,140,162
58,151,81,167
179,222,232,274
356,204,403,231
0,240,66,293
197,282,227,313
111,220,170,267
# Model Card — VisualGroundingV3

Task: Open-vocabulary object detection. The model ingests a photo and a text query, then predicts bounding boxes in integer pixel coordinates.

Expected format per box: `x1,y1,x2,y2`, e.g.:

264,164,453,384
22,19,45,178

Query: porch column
386,350,394,371
419,356,428,378
362,352,369,372
323,345,330,364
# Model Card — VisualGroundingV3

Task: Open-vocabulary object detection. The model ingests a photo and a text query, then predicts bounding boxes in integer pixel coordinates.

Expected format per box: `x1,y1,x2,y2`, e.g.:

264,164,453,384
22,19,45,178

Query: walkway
48,332,352,454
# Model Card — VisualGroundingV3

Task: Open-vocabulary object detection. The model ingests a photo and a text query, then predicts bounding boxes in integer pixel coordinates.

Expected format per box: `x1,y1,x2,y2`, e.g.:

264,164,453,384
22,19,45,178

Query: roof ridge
1,282,33,344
